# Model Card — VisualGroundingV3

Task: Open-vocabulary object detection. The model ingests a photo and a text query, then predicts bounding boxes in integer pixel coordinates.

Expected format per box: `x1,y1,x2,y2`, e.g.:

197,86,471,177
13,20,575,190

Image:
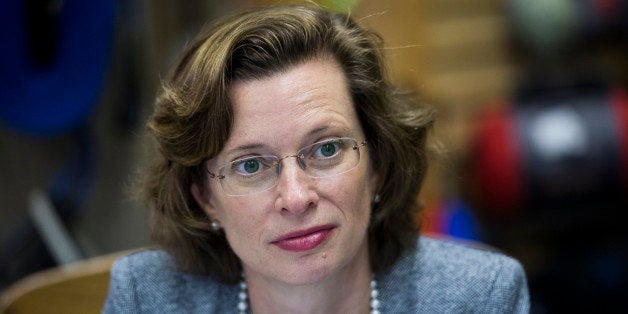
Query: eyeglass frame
206,137,367,196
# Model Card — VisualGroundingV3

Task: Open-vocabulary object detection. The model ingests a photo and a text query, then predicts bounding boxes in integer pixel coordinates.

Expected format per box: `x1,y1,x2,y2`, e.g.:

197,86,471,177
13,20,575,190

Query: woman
104,3,529,313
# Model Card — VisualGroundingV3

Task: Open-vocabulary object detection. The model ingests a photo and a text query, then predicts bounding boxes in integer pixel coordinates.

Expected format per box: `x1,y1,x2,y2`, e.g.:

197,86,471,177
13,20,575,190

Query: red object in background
471,105,524,217
593,0,621,18
611,88,628,189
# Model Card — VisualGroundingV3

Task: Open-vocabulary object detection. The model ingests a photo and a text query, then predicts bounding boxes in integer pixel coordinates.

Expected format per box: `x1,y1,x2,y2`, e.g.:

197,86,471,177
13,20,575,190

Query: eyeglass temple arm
207,171,225,179
354,140,367,150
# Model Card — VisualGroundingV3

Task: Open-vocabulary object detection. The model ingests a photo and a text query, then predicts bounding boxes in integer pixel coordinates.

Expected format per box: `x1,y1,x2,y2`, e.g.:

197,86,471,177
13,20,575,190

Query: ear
191,183,219,220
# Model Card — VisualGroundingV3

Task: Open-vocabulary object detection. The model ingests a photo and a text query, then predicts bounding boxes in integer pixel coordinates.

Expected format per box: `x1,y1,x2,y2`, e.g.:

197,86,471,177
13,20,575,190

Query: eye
314,140,341,158
233,157,264,175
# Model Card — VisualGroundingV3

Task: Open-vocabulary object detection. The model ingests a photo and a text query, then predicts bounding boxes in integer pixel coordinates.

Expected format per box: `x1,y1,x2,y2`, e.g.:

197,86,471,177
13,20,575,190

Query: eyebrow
225,124,350,156
309,124,354,138
228,143,265,155
307,125,329,137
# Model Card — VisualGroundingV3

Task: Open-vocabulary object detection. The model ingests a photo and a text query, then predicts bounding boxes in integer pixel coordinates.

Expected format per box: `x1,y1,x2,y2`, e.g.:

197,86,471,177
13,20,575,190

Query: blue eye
319,142,336,157
235,158,261,174
314,140,341,158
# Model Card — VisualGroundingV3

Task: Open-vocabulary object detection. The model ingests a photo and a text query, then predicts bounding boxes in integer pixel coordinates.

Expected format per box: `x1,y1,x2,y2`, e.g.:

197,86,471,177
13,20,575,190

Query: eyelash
229,135,345,162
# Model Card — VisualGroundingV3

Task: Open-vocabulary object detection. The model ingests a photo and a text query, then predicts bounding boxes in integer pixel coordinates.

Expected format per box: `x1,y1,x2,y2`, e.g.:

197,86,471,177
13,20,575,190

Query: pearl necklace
237,275,381,314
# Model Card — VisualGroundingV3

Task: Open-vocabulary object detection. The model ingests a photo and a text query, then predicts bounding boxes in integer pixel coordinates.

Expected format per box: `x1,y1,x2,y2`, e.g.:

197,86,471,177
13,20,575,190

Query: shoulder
103,250,238,313
108,250,184,288
379,236,530,313
415,236,523,276
109,250,173,278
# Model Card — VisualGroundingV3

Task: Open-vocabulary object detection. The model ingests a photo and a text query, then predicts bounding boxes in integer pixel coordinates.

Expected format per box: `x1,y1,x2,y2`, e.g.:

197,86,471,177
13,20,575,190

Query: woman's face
194,58,377,286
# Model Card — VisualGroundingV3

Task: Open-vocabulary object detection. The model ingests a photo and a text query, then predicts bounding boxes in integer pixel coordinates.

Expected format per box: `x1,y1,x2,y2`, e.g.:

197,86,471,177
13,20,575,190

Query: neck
244,244,372,314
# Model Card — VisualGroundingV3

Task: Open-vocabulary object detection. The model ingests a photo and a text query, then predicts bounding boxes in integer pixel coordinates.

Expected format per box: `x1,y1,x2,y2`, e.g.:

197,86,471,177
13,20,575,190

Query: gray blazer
103,236,529,313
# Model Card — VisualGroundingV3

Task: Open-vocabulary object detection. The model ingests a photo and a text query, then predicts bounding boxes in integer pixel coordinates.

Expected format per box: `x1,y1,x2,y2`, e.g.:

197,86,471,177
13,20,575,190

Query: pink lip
271,225,335,252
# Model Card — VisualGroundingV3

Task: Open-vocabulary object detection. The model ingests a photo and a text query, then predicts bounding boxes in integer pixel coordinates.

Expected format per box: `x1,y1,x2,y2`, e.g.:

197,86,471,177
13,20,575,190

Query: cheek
324,169,373,218
215,198,269,241
217,198,250,226
209,180,257,224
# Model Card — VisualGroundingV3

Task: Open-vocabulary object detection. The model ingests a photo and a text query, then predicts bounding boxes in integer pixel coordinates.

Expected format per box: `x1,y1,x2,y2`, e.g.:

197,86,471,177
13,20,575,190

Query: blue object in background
443,199,481,242
0,0,115,136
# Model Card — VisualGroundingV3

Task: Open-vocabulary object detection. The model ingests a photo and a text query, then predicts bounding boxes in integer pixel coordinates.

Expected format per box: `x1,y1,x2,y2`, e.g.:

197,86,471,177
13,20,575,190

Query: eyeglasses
207,137,367,196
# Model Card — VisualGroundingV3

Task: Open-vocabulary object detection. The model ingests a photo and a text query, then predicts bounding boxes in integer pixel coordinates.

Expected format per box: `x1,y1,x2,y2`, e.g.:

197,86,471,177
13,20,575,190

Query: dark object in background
471,85,628,216
468,84,628,313
508,0,628,58
466,1,628,311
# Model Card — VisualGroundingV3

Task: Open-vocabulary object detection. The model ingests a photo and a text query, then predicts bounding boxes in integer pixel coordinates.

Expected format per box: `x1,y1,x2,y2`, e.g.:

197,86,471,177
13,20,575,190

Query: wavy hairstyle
143,3,434,284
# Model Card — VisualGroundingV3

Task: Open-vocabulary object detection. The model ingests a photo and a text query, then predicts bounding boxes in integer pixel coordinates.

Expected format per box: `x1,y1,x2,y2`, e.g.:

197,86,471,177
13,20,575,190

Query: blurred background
1,0,626,312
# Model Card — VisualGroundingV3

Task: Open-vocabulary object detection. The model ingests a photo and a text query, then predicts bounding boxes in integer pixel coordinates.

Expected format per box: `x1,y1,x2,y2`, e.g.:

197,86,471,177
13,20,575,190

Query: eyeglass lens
218,138,363,196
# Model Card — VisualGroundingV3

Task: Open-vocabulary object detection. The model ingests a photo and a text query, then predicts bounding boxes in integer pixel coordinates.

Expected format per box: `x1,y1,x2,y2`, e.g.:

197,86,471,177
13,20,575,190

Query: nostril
280,199,316,215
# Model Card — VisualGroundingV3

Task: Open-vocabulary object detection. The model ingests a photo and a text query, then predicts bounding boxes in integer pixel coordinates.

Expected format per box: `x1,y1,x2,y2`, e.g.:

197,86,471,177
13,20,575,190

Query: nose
274,156,318,215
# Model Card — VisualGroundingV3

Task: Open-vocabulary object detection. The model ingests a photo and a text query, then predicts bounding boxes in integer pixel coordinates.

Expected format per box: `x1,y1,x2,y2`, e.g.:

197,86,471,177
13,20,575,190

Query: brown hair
143,3,434,284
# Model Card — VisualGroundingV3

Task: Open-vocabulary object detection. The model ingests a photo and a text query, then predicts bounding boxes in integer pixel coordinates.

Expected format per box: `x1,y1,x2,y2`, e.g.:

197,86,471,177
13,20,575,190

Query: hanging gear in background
468,0,628,308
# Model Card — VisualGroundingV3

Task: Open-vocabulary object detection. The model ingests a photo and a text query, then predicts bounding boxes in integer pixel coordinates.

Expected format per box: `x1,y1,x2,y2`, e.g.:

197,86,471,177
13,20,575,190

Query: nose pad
277,155,308,176
275,155,316,189
296,156,307,170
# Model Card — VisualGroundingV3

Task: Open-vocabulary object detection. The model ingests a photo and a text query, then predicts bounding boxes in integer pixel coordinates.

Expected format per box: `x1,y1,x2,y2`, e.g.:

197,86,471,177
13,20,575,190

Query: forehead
221,58,363,156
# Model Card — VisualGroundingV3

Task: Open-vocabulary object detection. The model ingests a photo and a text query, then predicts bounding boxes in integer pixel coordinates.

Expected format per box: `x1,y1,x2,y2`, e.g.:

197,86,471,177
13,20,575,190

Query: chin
283,257,335,285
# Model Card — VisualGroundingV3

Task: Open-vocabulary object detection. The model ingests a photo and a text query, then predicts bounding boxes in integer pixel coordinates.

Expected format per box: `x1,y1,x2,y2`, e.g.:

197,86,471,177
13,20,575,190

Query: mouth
271,225,336,252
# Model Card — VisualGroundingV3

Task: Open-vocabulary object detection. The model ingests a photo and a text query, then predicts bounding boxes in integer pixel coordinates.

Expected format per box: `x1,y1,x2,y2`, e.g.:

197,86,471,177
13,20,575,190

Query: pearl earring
373,194,381,203
211,221,221,231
